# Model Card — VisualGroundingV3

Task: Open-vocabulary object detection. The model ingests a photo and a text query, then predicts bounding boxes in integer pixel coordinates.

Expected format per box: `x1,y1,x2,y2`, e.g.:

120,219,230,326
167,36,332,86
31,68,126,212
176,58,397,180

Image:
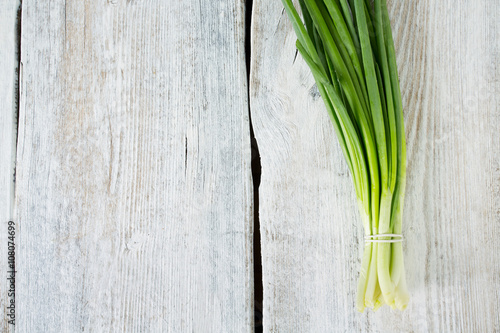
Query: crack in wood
245,0,263,331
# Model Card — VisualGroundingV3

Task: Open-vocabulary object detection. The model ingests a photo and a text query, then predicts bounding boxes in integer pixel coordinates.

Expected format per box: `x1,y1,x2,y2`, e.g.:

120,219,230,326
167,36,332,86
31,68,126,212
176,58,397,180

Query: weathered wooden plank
0,1,19,331
250,0,500,331
16,1,253,331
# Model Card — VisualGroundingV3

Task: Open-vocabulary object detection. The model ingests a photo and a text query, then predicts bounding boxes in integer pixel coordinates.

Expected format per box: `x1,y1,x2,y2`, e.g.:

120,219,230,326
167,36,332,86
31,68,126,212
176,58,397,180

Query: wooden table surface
1,0,499,332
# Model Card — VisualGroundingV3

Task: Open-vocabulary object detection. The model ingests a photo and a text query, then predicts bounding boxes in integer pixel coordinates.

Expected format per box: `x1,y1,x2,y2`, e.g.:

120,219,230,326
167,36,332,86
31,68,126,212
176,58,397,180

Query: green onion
282,0,409,311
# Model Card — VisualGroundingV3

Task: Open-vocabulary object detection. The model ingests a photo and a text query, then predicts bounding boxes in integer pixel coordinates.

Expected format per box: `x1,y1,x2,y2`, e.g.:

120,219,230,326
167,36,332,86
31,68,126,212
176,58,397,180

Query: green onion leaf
281,0,409,311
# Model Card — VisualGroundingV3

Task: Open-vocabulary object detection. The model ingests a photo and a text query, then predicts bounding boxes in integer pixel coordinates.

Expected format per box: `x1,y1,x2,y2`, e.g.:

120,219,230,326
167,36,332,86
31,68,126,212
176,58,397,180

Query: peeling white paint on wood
15,1,253,332
250,0,500,332
0,1,19,331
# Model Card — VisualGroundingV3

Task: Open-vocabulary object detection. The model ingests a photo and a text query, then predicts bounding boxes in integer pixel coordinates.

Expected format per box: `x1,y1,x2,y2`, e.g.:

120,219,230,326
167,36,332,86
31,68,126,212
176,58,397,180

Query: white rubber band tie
365,234,403,243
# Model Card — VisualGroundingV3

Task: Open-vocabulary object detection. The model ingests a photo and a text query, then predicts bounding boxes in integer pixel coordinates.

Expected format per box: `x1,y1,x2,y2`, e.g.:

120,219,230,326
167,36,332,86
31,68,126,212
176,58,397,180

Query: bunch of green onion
281,0,409,311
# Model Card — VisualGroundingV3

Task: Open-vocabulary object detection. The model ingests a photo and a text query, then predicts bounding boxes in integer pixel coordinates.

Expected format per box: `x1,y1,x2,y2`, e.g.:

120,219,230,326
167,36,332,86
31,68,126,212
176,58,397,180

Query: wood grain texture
0,1,19,331
250,0,500,331
16,1,253,332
